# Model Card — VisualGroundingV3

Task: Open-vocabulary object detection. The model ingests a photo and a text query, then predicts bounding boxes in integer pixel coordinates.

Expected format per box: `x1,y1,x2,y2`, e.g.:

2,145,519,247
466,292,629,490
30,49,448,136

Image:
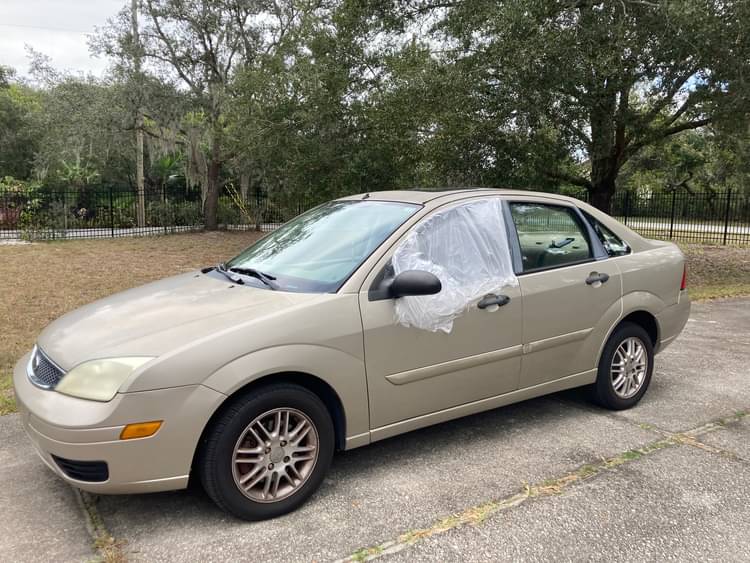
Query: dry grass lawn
1,231,262,414
680,244,750,300
1,234,748,414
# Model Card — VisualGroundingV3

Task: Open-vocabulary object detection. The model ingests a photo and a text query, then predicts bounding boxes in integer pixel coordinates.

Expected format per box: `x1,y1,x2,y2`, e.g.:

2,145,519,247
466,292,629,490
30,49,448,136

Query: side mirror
389,270,442,298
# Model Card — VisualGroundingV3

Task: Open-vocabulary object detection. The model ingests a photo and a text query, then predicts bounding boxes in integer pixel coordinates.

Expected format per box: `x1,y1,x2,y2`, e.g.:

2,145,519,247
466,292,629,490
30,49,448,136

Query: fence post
109,186,115,238
722,189,732,245
669,190,676,239
623,191,630,226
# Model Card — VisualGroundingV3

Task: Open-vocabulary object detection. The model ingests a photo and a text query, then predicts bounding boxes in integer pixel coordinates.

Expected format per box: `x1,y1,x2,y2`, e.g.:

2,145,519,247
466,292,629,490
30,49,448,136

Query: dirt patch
0,231,262,414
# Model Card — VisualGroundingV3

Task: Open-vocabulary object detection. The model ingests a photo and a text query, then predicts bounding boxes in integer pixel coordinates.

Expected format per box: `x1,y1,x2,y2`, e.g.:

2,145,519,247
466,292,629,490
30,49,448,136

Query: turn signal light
680,264,687,291
120,421,163,440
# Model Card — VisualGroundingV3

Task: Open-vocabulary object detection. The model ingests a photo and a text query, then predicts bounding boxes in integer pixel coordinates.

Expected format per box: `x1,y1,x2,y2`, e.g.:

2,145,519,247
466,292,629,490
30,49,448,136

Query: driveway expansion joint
73,489,126,563
337,408,750,563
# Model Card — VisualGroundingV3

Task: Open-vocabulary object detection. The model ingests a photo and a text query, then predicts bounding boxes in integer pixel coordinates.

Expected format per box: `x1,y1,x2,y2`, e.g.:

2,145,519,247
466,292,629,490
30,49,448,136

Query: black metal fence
0,186,323,241
1,186,749,244
608,190,750,245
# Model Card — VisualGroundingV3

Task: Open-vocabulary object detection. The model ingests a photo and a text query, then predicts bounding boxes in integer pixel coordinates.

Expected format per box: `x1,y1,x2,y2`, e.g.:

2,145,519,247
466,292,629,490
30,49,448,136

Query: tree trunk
239,172,249,200
204,135,221,230
588,152,618,213
135,118,146,227
588,182,615,213
204,164,220,230
132,0,146,228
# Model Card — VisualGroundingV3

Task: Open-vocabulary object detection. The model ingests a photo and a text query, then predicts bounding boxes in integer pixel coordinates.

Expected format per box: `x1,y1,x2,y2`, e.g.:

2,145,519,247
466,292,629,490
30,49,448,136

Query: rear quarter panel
613,241,690,349
617,242,685,309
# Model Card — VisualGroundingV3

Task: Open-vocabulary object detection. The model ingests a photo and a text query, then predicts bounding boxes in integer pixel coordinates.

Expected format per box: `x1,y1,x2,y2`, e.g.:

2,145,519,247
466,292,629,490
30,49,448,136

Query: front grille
27,347,66,389
51,455,109,482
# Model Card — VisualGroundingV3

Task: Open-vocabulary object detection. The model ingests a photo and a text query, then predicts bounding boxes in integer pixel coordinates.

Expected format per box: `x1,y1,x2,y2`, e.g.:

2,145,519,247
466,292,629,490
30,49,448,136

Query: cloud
0,0,124,76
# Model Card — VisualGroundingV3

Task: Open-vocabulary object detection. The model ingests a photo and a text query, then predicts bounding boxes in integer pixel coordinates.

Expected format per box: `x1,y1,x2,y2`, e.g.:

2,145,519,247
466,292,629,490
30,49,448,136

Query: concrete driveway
1,298,748,562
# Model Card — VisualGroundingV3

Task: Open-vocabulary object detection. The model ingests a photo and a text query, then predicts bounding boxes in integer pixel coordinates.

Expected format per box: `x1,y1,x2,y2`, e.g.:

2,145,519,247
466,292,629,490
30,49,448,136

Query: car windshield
225,200,420,292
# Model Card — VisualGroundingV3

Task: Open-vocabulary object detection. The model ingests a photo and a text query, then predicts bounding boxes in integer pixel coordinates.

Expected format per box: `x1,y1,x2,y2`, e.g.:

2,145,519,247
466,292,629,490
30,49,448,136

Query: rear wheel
199,384,334,520
592,322,654,410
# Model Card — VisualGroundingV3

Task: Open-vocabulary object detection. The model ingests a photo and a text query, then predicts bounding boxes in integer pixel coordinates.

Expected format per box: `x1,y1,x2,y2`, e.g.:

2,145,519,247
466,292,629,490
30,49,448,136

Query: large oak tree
371,0,750,210
97,0,327,229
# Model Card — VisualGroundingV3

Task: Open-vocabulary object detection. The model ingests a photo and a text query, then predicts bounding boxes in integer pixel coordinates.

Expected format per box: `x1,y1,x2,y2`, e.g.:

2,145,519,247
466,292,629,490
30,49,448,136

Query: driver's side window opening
509,203,593,272
390,197,518,333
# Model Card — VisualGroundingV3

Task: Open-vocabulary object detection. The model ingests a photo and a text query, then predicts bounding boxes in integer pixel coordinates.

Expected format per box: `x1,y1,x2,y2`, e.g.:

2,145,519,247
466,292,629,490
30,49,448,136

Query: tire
198,383,334,520
591,322,654,410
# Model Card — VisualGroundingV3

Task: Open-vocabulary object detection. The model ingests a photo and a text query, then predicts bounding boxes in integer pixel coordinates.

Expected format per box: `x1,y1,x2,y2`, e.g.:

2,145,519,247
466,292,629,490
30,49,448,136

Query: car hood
37,272,325,370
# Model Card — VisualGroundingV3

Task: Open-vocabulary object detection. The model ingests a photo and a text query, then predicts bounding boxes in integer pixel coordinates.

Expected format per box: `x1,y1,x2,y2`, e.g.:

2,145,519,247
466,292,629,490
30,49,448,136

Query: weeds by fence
1,186,749,244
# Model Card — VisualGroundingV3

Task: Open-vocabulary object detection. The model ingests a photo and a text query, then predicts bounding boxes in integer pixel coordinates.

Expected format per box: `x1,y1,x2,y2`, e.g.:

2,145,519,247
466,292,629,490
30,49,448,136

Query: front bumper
14,352,226,494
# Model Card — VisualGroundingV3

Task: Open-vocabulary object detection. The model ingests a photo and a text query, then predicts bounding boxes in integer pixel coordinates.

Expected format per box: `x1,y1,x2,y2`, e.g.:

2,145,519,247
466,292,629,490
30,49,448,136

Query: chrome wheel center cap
269,446,285,464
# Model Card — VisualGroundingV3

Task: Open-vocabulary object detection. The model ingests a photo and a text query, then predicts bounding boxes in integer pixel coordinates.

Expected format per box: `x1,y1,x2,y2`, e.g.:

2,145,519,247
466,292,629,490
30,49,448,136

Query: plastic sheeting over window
391,198,519,333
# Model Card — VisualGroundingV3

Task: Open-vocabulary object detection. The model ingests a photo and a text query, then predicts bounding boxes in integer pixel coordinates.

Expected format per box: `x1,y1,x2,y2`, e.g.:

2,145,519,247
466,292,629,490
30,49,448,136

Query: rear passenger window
583,212,631,257
509,203,593,271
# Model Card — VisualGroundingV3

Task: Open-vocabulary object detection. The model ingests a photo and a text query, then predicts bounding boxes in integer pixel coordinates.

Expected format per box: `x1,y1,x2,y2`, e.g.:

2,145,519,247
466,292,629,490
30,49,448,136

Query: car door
507,200,623,388
359,197,523,431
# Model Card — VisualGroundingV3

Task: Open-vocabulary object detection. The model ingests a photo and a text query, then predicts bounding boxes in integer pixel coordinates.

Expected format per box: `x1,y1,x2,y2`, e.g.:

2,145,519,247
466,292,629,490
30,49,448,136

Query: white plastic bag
392,198,518,333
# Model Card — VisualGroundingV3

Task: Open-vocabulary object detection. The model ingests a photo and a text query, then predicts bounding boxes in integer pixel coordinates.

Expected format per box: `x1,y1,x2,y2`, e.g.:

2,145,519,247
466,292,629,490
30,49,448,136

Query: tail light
680,264,687,291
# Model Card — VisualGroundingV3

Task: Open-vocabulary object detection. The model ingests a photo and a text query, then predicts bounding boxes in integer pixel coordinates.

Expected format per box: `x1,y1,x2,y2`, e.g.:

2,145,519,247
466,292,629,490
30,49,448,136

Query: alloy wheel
231,408,319,503
610,336,648,399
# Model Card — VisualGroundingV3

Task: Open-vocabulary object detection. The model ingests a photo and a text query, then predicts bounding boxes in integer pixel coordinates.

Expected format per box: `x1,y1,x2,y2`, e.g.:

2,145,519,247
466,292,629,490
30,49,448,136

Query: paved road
612,217,750,235
0,298,748,562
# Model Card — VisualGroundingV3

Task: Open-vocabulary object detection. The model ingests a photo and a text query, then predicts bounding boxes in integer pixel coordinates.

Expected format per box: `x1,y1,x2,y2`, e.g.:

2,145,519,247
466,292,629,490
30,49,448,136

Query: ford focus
14,189,690,520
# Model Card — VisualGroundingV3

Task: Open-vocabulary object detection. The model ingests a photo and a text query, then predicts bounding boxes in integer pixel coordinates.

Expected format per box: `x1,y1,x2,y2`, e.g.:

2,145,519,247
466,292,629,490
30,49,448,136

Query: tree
370,0,750,211
95,0,328,229
620,127,750,197
0,66,42,179
23,51,127,189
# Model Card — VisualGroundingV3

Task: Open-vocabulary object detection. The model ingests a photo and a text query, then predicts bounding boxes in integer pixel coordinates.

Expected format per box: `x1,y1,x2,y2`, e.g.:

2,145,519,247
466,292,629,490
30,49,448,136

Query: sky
0,0,124,77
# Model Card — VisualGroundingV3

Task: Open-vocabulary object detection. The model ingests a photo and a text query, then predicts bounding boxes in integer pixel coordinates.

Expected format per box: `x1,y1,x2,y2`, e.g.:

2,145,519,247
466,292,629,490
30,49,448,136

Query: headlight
55,357,155,402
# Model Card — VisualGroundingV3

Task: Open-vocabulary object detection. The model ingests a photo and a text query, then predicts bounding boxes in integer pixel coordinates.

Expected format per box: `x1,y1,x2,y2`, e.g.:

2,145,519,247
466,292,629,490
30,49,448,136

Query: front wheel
198,384,334,520
591,322,654,410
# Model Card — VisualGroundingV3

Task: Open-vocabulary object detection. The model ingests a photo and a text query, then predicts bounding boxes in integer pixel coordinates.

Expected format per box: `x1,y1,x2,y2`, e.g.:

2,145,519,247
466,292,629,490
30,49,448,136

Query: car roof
337,188,583,207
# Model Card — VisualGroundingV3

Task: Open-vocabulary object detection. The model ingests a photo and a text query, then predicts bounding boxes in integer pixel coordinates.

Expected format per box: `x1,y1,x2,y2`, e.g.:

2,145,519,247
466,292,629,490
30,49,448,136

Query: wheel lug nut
283,456,290,462
265,447,271,454
268,463,274,470
280,440,287,447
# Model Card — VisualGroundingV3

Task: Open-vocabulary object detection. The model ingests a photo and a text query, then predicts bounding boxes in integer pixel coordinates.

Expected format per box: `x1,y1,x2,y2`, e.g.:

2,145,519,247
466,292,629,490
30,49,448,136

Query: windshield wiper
211,263,244,285
229,266,279,290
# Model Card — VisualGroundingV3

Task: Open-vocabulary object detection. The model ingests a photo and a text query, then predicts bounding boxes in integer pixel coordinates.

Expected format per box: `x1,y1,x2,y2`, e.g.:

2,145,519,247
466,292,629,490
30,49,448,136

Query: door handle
585,272,610,285
477,294,511,309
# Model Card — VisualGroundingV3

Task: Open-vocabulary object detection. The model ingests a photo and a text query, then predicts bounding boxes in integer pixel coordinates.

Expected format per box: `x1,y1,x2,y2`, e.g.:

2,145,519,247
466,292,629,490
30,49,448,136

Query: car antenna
362,193,370,199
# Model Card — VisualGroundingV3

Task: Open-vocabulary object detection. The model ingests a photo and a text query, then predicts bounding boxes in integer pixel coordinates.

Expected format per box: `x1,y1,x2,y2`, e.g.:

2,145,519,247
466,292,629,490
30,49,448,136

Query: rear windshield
226,200,420,292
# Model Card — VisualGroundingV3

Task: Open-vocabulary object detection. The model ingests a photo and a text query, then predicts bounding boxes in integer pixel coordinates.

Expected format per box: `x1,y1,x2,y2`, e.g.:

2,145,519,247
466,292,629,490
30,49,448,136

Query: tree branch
545,170,593,190
664,94,695,127
143,0,200,94
624,117,712,162
643,68,697,122
662,117,711,137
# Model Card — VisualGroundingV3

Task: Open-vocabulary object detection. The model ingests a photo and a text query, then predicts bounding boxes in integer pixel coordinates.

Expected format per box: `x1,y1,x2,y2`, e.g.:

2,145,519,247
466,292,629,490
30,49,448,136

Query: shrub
217,198,246,226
